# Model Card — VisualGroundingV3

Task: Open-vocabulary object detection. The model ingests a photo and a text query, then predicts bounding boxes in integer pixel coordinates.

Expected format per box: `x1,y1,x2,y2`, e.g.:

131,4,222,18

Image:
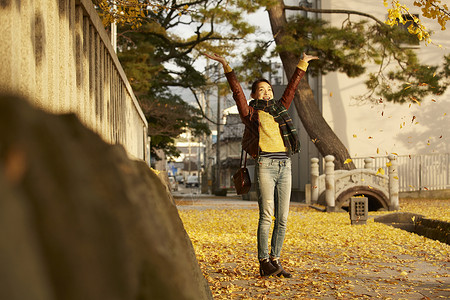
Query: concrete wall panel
0,0,148,161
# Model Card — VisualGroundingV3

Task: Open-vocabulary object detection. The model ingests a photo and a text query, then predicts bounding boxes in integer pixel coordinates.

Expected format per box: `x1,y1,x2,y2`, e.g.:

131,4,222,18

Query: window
396,14,420,47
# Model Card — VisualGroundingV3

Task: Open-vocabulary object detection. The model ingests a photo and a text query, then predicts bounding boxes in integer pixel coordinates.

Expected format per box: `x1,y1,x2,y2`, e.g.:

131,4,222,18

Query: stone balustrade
0,0,147,161
311,155,399,211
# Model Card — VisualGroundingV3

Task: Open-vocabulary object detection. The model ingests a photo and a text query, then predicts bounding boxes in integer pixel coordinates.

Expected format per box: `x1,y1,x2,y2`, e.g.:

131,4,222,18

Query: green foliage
113,0,263,159
362,23,450,103
116,21,212,159
140,91,210,159
376,55,450,103
237,13,449,104
234,41,273,83
100,0,450,160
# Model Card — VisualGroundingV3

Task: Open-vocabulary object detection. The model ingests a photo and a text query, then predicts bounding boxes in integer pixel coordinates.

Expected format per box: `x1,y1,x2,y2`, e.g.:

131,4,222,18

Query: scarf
249,99,300,155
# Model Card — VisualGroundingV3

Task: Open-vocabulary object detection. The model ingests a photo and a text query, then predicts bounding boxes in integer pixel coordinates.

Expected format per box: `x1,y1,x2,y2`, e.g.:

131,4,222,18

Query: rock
0,94,212,300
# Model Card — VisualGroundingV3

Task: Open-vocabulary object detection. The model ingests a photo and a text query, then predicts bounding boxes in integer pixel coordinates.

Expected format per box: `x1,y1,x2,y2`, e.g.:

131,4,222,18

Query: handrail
78,0,146,124
0,0,148,161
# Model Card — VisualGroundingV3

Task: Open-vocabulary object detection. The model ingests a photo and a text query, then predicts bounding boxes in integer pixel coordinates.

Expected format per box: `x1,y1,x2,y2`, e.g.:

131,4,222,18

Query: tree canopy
94,0,263,159
94,0,449,168
383,0,449,44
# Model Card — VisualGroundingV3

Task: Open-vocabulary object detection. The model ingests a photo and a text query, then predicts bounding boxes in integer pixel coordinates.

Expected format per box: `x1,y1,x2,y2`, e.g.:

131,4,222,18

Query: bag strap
240,148,247,168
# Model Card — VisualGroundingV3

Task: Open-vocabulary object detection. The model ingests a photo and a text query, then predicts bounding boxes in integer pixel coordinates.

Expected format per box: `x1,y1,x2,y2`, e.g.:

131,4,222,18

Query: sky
171,6,277,120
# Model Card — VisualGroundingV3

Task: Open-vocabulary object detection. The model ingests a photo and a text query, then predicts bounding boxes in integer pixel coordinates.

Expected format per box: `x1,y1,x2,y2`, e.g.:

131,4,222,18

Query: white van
185,175,199,188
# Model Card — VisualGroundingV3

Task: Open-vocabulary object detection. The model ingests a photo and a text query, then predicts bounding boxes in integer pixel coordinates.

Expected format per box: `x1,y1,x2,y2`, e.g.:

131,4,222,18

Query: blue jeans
256,156,292,260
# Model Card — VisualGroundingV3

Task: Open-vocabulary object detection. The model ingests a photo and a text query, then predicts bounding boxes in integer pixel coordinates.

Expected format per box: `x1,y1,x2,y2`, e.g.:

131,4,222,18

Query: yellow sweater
258,111,286,152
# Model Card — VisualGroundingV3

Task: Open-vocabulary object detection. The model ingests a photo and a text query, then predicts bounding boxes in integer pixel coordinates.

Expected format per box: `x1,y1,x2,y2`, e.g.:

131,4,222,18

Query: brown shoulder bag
233,149,251,195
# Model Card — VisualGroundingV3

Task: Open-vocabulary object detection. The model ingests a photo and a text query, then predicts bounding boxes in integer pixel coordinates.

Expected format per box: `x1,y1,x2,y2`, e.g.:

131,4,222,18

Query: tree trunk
267,1,355,170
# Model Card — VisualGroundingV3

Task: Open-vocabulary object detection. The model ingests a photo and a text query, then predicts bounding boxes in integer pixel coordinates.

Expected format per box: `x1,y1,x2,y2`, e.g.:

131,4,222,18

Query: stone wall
0,0,147,161
0,94,212,300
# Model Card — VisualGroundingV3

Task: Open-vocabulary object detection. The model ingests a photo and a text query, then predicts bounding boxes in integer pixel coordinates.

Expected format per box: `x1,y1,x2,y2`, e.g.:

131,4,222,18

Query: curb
374,212,450,244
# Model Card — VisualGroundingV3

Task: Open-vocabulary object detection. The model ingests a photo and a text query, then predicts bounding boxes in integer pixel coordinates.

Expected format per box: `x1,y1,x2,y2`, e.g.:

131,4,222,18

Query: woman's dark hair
251,78,272,95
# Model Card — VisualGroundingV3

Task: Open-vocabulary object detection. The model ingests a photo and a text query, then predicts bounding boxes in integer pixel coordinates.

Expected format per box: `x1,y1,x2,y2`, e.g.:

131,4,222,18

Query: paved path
174,190,450,299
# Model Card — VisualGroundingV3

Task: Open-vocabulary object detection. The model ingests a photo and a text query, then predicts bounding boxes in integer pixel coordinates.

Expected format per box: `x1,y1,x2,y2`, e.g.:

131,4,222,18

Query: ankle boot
259,258,282,277
270,258,292,278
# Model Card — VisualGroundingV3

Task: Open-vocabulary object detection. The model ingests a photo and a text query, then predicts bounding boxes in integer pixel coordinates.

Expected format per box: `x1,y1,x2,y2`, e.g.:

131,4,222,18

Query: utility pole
201,89,212,194
215,82,221,193
188,130,192,175
111,1,117,52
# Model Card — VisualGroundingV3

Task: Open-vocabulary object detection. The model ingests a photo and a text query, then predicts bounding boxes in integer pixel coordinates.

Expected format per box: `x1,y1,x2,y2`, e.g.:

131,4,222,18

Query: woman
205,52,318,277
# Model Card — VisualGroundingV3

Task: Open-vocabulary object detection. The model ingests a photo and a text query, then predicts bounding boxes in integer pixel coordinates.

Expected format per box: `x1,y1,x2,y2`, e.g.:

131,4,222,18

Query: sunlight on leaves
179,198,449,299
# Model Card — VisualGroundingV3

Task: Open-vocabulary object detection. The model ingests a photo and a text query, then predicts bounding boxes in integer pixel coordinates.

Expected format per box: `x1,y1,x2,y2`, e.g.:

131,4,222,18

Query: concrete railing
310,155,399,211
0,0,148,161
352,153,450,193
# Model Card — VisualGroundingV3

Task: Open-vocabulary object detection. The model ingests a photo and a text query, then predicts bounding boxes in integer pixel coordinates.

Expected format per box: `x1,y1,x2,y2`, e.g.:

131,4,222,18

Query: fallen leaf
376,168,385,175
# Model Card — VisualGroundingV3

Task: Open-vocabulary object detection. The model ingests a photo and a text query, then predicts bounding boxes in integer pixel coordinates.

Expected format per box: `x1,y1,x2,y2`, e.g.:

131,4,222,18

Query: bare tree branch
189,87,224,126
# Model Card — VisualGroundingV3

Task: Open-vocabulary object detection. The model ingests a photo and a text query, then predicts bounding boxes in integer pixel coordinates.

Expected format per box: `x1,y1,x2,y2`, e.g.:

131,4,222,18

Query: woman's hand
302,53,319,63
204,53,228,66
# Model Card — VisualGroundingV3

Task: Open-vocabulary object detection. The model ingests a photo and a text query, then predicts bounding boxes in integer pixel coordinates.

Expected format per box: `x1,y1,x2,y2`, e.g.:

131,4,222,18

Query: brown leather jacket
224,67,306,158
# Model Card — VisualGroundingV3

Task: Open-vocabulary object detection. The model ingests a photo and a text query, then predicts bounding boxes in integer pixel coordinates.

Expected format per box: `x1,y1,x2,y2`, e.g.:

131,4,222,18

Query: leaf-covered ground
178,198,449,299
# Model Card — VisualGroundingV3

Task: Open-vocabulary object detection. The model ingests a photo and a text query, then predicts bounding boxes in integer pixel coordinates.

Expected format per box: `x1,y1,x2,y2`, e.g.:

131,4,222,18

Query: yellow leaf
344,158,352,164
376,168,385,175
386,162,392,167
330,92,333,97
394,176,399,180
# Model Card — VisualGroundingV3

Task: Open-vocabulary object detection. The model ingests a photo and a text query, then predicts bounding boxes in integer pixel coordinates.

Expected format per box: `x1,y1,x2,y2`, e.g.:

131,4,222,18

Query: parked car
185,175,199,188
168,176,178,191
176,175,184,184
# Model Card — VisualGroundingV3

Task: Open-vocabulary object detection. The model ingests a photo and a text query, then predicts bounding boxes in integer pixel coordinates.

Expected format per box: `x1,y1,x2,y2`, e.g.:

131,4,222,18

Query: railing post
388,154,399,210
364,157,374,169
325,155,335,212
310,157,319,204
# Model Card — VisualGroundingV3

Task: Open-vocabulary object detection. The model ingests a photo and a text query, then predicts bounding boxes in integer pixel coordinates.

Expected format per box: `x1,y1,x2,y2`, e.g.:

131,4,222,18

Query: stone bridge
310,154,400,212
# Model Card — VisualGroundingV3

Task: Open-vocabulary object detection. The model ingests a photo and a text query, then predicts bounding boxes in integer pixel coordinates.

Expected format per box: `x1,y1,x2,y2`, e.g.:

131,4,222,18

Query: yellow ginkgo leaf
386,162,392,167
344,158,352,164
376,168,385,175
